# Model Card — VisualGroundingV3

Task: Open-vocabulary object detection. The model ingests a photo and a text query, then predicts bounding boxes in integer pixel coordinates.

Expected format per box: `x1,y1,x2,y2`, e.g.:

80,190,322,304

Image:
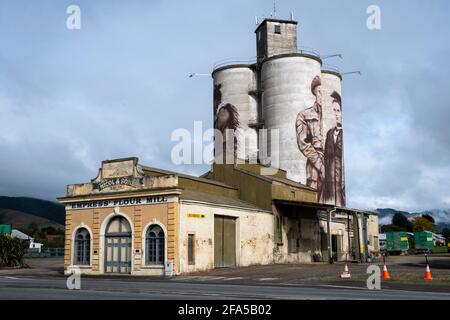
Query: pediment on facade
65,157,179,197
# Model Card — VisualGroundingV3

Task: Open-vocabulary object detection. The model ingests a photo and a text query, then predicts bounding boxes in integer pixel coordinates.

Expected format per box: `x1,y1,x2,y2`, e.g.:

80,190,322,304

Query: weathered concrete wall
319,218,350,262
178,202,274,273
367,214,380,253
178,176,238,199
273,205,323,263
256,20,298,61
211,164,274,211
271,184,317,203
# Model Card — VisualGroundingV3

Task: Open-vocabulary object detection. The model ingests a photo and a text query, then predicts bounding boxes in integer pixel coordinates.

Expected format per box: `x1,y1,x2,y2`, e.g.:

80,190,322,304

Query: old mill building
59,18,379,276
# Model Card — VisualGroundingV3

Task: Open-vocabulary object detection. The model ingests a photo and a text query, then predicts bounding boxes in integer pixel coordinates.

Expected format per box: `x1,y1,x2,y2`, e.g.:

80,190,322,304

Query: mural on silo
214,83,240,158
321,91,345,207
295,77,345,206
295,75,325,197
213,84,222,115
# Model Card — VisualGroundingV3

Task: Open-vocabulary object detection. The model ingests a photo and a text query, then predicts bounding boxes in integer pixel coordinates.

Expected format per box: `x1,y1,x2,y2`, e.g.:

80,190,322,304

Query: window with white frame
74,228,90,265
145,225,165,265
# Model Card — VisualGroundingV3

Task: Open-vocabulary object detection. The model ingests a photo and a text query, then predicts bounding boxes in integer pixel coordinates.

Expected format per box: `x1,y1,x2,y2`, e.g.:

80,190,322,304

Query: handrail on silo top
212,57,257,70
322,64,341,74
297,46,321,57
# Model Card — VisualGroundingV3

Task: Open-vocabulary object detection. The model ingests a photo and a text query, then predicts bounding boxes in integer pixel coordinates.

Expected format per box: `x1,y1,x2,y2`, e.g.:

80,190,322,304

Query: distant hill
0,208,64,229
376,208,450,232
0,196,65,226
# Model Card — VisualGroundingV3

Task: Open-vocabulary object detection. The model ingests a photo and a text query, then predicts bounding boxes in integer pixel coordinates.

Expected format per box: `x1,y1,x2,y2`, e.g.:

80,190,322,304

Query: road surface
0,275,449,300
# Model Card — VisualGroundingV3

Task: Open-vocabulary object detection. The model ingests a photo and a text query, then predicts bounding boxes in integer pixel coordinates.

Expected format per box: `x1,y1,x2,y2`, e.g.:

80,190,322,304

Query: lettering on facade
187,213,206,218
68,195,171,210
93,177,143,191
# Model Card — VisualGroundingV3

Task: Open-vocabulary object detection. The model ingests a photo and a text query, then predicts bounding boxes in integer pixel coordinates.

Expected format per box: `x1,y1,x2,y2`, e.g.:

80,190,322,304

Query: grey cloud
0,0,449,214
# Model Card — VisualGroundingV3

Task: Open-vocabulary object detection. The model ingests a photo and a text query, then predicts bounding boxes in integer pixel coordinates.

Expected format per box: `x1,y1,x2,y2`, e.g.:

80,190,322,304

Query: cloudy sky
0,0,449,212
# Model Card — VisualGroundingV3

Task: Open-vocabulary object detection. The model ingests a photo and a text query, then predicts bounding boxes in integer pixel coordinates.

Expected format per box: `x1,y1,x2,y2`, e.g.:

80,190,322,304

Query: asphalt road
0,275,449,300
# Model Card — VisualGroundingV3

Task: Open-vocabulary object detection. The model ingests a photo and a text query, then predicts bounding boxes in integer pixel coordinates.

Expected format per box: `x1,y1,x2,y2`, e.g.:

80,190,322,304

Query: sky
0,0,449,212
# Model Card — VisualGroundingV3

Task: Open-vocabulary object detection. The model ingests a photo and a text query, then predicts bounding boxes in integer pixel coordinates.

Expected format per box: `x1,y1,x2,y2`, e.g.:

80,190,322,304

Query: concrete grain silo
261,53,322,184
320,69,346,206
211,17,346,206
212,65,258,161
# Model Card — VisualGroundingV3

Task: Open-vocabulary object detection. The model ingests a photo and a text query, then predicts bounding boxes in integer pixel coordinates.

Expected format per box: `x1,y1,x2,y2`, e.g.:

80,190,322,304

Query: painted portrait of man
295,75,325,197
321,91,346,206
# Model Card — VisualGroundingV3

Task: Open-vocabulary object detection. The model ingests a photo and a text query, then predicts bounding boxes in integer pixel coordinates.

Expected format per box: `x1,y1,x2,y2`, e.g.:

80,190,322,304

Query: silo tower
212,17,346,206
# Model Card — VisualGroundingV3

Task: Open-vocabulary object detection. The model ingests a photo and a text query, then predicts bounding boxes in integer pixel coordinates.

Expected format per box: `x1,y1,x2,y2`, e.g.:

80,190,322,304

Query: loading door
214,215,236,268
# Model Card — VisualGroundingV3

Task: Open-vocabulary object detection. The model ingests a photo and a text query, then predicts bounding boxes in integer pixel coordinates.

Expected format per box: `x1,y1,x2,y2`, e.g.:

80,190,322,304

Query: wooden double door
214,215,236,268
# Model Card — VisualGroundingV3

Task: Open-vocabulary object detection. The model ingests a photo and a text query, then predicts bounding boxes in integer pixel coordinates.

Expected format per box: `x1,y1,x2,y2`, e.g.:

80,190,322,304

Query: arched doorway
105,216,132,274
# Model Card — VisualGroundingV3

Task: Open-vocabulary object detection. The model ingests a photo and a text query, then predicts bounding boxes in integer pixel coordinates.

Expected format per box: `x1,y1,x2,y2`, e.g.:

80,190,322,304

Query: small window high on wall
188,234,195,265
274,25,281,34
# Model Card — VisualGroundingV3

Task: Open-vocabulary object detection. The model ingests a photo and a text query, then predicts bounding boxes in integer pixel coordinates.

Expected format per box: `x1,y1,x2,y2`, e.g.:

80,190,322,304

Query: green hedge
432,246,449,254
0,234,27,268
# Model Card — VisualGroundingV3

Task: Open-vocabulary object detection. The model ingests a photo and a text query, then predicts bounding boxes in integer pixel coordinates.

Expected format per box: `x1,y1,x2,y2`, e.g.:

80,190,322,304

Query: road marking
223,277,244,281
197,276,226,281
258,278,280,281
318,284,367,290
0,276,29,281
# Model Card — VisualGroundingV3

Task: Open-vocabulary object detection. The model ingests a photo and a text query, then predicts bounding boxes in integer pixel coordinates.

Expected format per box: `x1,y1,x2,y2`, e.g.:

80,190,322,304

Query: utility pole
328,208,337,263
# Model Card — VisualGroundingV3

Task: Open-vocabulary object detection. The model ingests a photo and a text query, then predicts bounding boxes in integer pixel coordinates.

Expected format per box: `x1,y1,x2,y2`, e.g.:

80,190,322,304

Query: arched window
146,225,165,265
74,228,90,265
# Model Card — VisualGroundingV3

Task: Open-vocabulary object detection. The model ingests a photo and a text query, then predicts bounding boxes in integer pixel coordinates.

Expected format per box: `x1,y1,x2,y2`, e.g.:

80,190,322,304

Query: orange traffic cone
340,263,351,278
382,263,391,279
424,264,432,281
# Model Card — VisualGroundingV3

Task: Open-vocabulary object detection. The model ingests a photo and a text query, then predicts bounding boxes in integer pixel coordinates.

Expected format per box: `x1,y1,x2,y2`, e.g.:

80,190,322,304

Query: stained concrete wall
178,201,274,274
367,214,380,253
318,218,350,262
272,205,323,263
256,19,298,61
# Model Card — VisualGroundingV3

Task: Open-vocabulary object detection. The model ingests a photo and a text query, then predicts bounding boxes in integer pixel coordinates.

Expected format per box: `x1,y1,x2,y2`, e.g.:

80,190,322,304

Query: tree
422,214,435,224
380,224,404,233
41,226,57,235
442,228,450,240
392,213,413,232
27,222,39,235
412,216,436,233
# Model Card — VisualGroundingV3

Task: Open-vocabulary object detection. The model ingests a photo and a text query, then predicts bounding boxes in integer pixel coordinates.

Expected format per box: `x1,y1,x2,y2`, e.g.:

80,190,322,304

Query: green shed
386,231,409,253
414,231,434,251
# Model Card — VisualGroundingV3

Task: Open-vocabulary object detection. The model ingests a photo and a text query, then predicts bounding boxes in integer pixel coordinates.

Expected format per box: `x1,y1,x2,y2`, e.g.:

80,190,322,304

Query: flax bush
0,234,27,268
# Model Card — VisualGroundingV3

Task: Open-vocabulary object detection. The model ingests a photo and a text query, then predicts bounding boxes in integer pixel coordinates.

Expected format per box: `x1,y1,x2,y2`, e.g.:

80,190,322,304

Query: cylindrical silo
261,53,322,189
319,70,346,206
212,65,258,161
